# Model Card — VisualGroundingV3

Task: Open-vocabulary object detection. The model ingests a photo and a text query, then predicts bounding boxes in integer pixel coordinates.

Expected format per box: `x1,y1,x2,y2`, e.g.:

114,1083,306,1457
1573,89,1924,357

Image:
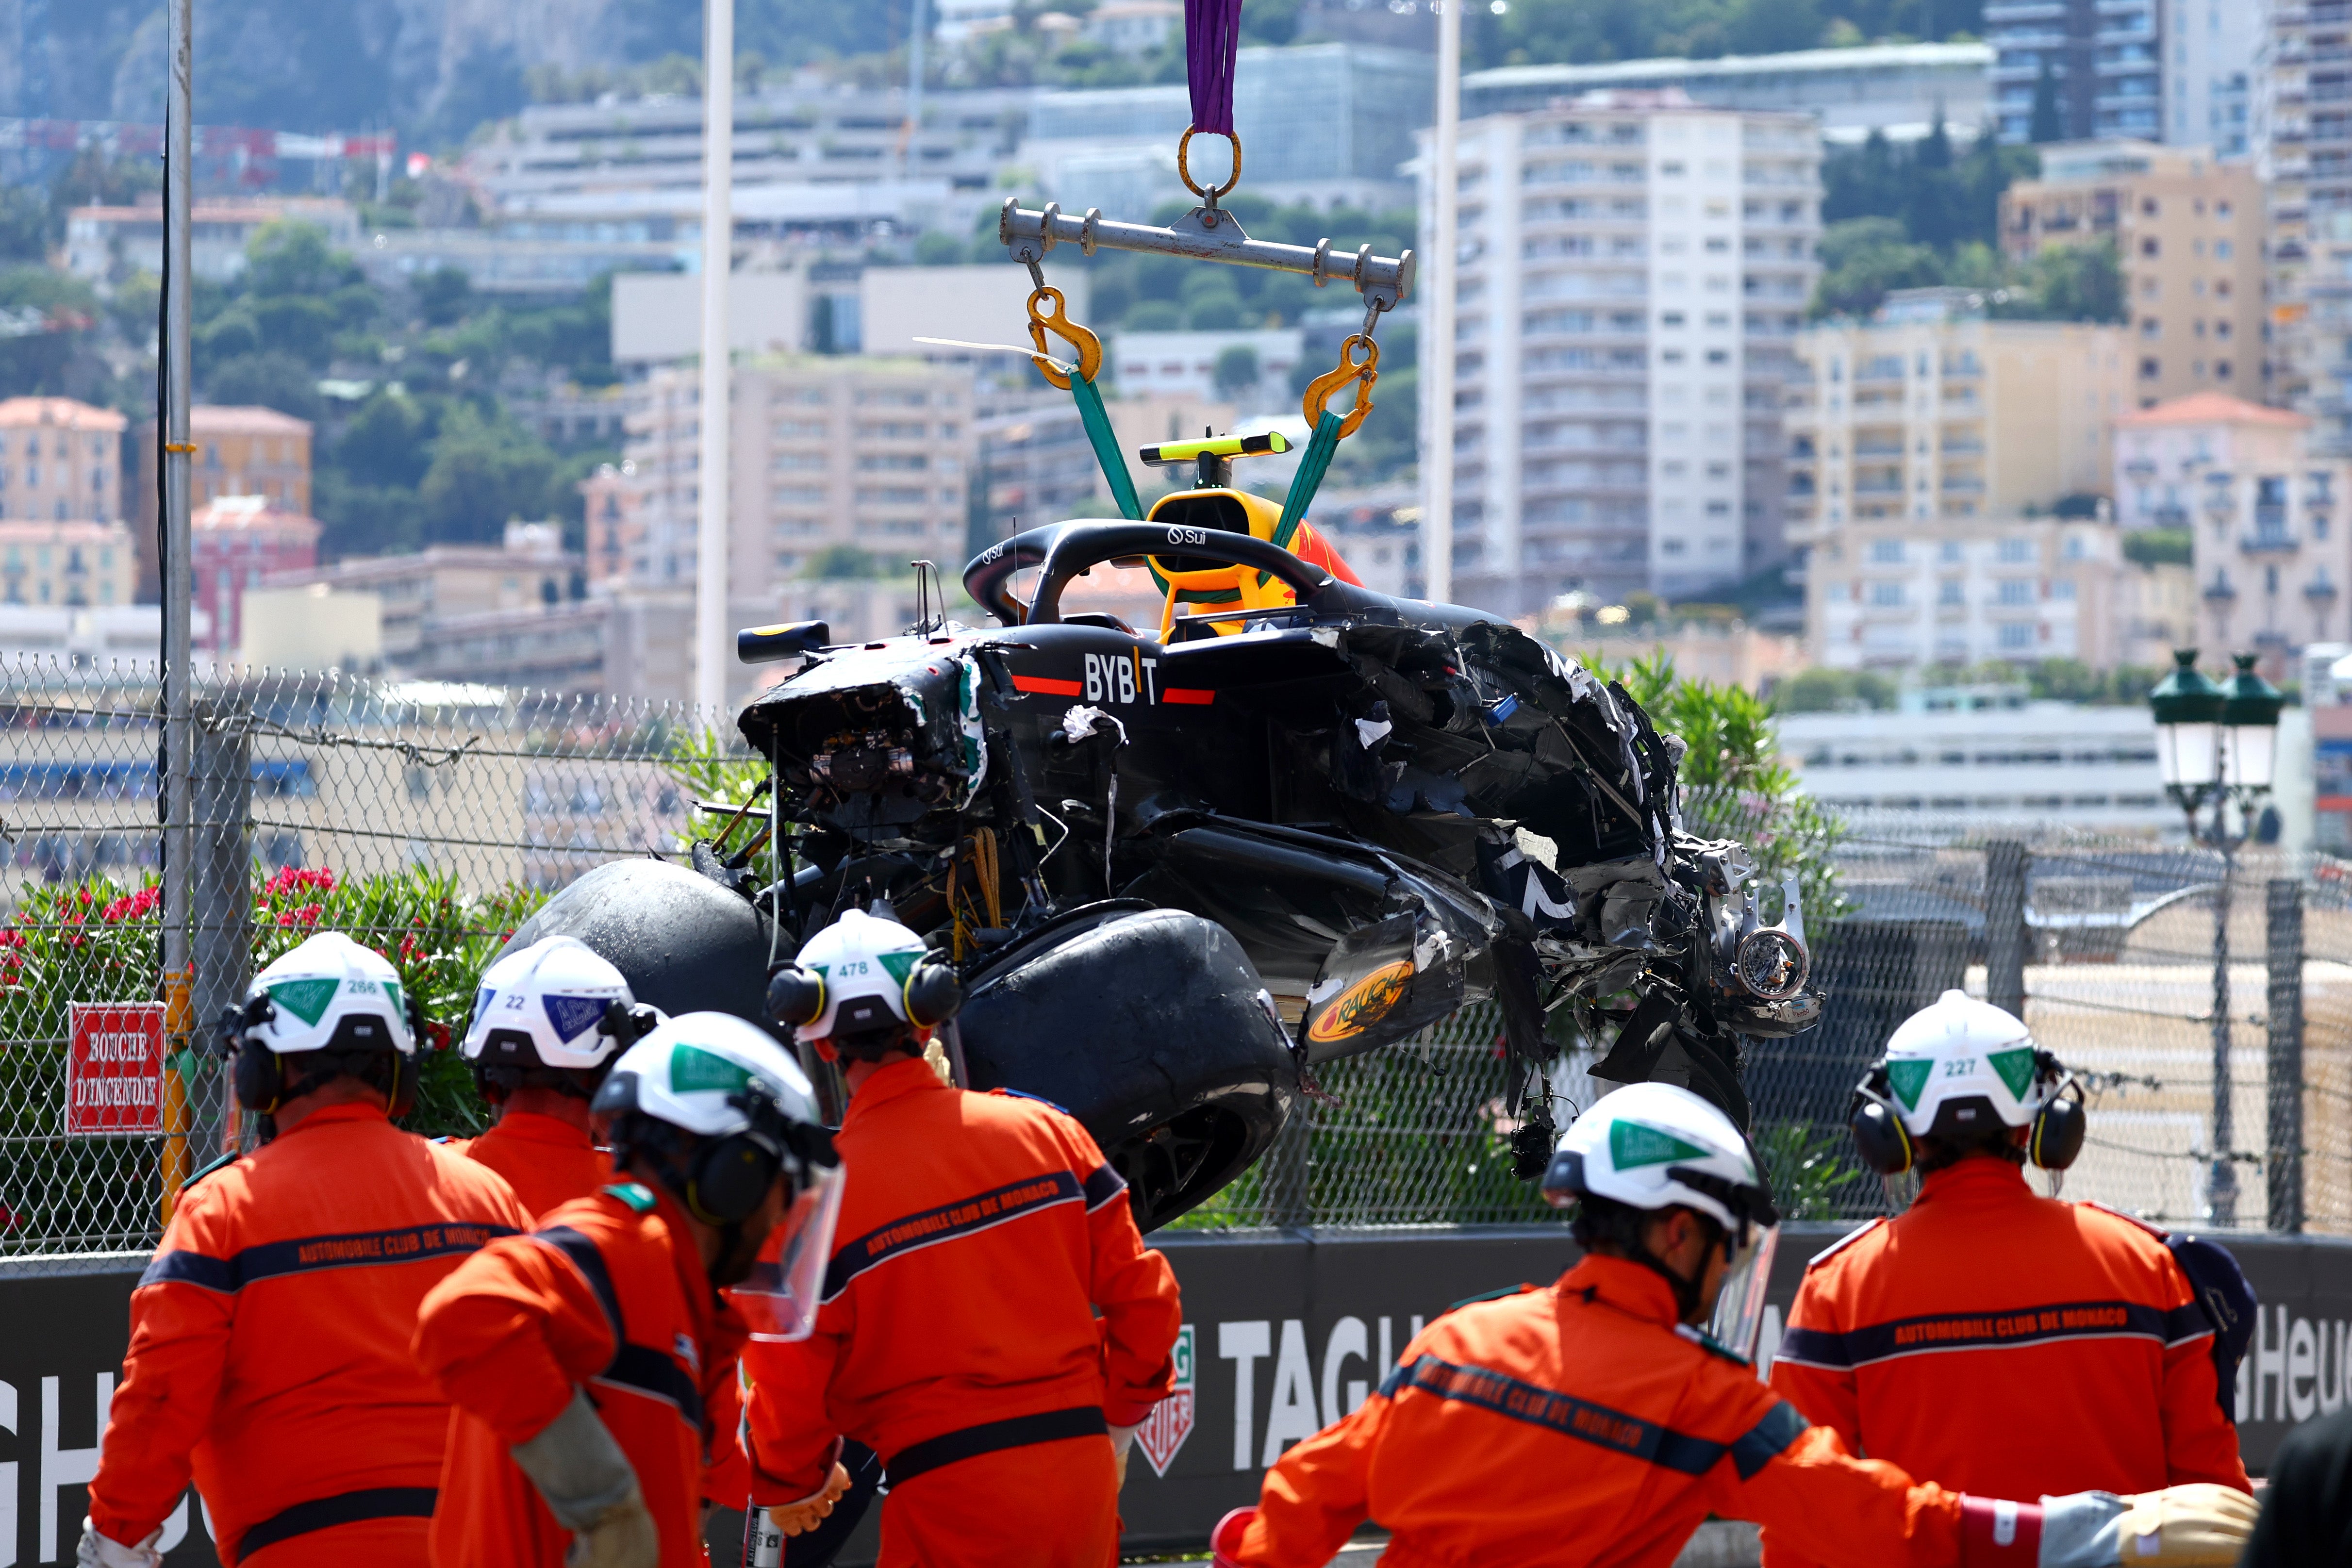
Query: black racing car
509,501,1820,1230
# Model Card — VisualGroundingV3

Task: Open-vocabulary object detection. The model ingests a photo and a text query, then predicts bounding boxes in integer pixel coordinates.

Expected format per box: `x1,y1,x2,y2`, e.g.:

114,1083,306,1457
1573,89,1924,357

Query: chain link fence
0,659,731,1269
2,656,2346,1256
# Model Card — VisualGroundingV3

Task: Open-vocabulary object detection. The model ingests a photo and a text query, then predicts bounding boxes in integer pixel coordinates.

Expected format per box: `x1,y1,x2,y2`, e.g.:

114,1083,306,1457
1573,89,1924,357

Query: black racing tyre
502,858,788,1042
956,905,1299,1232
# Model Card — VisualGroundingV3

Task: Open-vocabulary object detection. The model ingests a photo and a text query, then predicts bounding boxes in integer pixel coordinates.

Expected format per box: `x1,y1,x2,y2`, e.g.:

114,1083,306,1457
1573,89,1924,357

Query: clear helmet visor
1705,1221,1781,1361
726,1160,845,1342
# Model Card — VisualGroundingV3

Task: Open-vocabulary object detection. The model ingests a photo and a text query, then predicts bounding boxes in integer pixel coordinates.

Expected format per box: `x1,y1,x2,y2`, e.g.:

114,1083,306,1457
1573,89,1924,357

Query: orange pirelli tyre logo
1306,960,1415,1046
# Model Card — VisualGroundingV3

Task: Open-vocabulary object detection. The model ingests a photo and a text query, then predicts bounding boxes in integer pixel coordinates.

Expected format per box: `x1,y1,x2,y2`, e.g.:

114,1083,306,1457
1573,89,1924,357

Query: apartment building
1998,142,2265,406
1985,0,2164,145
1463,42,1994,140
1785,289,2128,551
2261,0,2352,451
192,495,322,653
0,397,125,526
1783,702,2168,832
263,523,582,665
598,358,977,602
0,520,138,609
1807,512,2137,671
2114,393,2352,671
463,85,1032,244
65,197,360,283
1426,90,1821,611
135,405,315,601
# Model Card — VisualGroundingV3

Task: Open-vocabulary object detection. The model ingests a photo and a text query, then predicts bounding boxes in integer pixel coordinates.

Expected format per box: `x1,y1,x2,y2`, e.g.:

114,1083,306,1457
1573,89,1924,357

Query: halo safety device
772,907,961,1041
589,1012,844,1340
463,935,654,1099
216,931,420,1118
1847,988,2083,1175
1541,1081,1782,1358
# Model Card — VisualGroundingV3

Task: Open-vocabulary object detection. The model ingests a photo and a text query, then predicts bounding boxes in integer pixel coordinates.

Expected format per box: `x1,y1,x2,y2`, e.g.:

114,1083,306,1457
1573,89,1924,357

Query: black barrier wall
8,1225,2352,1564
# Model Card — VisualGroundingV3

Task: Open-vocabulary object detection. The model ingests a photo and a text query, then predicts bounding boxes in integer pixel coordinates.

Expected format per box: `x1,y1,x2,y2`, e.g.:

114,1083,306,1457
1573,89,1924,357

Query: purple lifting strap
1186,0,1245,136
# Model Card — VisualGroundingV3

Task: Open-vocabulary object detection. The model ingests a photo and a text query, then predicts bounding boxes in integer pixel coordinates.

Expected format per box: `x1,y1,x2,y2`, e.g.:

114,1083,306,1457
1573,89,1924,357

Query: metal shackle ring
1176,127,1244,205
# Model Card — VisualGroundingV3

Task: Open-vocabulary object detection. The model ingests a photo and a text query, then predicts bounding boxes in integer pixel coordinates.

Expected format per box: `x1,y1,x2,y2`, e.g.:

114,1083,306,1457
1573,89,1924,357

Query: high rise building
2260,0,2352,452
1785,288,2129,549
1998,141,2265,407
2170,0,2260,153
602,357,977,602
1424,90,1821,612
1986,0,2164,145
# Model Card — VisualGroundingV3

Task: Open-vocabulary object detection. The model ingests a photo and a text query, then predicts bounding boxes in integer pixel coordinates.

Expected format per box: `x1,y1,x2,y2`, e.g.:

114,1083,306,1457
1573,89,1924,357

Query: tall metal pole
1423,0,1459,606
160,0,196,1195
903,0,927,185
2209,791,2238,1227
694,0,735,717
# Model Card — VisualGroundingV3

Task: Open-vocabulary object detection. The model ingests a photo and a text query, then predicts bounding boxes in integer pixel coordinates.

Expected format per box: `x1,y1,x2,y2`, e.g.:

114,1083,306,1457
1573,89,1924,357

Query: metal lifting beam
999,198,1416,312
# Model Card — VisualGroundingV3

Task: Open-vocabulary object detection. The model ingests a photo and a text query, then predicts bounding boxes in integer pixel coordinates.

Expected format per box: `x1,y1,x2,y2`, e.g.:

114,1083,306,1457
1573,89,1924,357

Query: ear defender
766,963,827,1031
1849,1064,1917,1176
903,961,962,1030
685,1133,782,1226
2028,1055,2086,1171
232,1038,285,1113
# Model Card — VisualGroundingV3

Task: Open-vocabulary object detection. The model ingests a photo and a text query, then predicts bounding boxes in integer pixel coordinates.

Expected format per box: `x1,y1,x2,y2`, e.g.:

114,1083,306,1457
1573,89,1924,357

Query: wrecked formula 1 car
513,508,1821,1231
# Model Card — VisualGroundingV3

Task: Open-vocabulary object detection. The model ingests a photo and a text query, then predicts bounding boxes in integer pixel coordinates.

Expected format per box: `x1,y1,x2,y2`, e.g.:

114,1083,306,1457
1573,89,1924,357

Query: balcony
1941,476,1988,494
2240,528,2301,553
2122,458,2157,479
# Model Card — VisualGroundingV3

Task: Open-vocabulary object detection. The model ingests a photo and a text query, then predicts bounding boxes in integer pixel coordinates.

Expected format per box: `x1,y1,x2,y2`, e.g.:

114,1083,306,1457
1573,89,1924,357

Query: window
2139,357,2161,379
1998,537,2032,563
2140,317,2161,338
1870,581,1905,606
1938,579,1964,605
2140,238,2160,256
2053,579,2076,600
1869,539,1905,563
1997,578,2035,605
1997,622,2034,649
2216,240,2233,259
1660,311,1686,327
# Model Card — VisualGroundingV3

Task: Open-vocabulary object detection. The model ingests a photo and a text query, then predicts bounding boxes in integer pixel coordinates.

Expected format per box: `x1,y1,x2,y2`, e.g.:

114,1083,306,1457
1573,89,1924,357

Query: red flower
277,911,296,926
398,934,420,960
293,904,323,926
426,1020,453,1052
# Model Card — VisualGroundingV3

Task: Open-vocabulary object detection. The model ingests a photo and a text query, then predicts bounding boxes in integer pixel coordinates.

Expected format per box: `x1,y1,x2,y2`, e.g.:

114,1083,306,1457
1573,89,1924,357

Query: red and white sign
1133,1322,1196,1477
66,1002,167,1136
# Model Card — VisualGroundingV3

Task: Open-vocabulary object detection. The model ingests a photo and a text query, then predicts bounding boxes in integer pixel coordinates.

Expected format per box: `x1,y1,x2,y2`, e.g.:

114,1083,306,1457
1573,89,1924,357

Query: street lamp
2149,649,2283,1227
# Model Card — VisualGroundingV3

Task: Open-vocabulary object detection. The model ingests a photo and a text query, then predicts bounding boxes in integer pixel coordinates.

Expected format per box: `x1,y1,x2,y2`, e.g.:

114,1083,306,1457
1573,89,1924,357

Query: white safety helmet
589,1012,843,1341
463,935,651,1078
1851,989,2081,1174
1541,1082,1781,1357
221,932,420,1118
768,907,960,1044
235,930,416,1057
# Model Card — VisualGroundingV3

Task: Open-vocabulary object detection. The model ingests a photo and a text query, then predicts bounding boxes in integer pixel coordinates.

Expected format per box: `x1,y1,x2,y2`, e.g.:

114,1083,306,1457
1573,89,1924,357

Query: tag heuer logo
1134,1323,1195,1477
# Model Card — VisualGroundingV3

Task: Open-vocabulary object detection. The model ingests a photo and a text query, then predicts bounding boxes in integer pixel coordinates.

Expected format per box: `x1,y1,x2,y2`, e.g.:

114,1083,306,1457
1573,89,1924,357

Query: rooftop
0,397,128,432
191,405,315,436
193,495,322,536
2114,392,2309,430
1464,40,1995,92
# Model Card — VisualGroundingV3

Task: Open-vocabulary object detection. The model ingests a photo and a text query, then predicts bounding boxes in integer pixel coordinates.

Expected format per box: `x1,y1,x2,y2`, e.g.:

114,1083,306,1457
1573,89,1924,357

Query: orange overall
1233,1255,1989,1568
414,1180,747,1568
86,1103,530,1566
740,1059,1181,1568
463,1110,611,1221
1764,1158,2250,1568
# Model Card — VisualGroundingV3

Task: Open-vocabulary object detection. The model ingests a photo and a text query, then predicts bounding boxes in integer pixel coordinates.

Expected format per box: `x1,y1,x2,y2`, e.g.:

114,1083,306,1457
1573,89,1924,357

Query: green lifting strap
1260,407,1345,582
1071,374,1143,521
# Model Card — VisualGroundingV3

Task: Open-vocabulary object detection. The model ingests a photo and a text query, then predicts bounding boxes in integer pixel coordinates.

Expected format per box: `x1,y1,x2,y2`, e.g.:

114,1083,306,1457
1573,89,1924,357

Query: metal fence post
1265,1109,1312,1231
186,700,252,1166
1986,840,2028,1020
2266,877,2305,1234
